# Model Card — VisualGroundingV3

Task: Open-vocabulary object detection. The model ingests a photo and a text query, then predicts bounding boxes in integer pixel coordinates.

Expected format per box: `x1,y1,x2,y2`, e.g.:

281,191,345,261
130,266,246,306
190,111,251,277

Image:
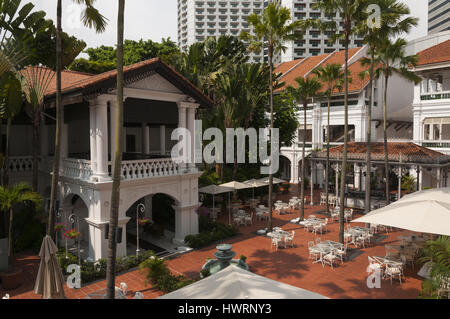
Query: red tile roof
30,58,213,107
313,142,450,164
416,39,450,66
275,48,365,94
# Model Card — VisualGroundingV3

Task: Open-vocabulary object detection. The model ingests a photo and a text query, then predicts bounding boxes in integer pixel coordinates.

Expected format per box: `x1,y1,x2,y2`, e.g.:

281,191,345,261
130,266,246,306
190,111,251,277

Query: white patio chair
322,252,339,268
335,244,348,264
385,264,403,285
244,213,253,226
284,231,295,248
308,242,321,262
315,238,321,244
312,223,323,235
133,292,144,299
271,237,285,250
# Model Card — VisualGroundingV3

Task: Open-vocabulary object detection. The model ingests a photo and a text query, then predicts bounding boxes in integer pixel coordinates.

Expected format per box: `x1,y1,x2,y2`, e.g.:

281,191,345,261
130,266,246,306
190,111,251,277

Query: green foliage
418,236,450,299
273,91,299,147
199,170,220,188
139,254,195,293
12,205,45,252
401,174,416,193
57,249,155,284
70,38,179,74
200,268,211,278
186,217,238,249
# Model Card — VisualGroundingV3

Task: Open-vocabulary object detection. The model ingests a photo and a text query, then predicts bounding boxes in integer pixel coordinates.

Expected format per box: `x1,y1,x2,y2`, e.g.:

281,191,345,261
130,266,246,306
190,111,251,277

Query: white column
110,100,117,163
144,125,150,154
177,103,187,171
160,125,166,155
437,168,441,188
187,105,199,171
173,205,198,245
89,102,97,176
95,97,110,180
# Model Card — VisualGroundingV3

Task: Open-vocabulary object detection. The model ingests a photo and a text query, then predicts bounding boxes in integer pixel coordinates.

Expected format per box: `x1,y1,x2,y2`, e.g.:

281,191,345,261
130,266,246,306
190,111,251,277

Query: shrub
185,221,237,249
139,254,195,293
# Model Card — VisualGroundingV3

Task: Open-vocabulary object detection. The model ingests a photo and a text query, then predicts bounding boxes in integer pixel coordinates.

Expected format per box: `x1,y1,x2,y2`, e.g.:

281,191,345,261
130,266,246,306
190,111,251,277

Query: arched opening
279,155,291,181
125,193,176,257
60,194,90,260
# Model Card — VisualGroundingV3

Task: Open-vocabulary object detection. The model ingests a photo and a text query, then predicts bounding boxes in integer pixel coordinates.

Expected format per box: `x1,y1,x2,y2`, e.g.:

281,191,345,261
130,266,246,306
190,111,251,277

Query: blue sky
32,0,428,49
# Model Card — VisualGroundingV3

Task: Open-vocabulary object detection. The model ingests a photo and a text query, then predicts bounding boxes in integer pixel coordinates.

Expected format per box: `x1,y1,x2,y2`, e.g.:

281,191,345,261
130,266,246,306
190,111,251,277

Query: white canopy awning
352,187,450,236
220,181,253,190
199,185,234,195
158,265,328,299
256,177,286,185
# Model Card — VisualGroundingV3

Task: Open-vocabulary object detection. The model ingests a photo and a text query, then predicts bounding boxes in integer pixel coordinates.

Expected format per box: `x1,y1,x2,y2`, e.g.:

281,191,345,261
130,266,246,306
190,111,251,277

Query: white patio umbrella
351,187,450,236
243,179,267,200
256,177,286,185
158,265,328,299
199,185,234,220
34,235,66,299
219,181,253,225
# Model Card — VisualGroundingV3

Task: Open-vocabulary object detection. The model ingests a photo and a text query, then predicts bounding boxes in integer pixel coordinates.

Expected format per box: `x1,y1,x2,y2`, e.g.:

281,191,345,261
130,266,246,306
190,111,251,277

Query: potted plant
0,183,42,290
138,218,152,227
63,229,81,240
54,223,66,232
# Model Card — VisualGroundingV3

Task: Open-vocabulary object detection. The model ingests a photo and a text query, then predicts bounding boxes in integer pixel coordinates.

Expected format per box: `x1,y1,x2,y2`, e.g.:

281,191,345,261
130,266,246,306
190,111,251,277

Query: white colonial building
3,58,212,261
276,46,415,186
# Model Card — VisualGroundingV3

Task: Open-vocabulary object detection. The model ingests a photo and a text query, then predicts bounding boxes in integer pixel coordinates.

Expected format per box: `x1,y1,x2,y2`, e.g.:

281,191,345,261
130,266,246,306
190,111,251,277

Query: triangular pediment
126,73,183,94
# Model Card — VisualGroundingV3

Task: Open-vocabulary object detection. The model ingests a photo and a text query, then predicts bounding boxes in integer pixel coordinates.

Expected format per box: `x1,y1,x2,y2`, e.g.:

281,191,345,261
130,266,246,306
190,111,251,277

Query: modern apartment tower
269,0,364,63
428,0,450,34
177,0,264,62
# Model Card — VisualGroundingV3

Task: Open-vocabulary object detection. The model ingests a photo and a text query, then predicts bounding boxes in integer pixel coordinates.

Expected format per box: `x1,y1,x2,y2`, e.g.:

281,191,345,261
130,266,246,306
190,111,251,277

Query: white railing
7,156,34,173
119,158,181,180
62,158,93,180
422,140,450,148
421,90,450,101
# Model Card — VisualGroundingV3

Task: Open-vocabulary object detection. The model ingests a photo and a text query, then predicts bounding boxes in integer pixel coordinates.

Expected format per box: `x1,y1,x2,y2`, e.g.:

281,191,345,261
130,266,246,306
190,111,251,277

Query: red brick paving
2,186,423,299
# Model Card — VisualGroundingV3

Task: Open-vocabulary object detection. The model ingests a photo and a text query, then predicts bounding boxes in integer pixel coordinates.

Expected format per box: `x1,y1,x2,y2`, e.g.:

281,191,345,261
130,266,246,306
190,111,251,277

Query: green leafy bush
139,254,195,293
185,220,237,249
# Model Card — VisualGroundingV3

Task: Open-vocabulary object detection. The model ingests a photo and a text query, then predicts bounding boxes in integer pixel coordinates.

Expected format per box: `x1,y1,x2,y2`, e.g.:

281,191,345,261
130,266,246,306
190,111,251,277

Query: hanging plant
54,223,66,232
138,218,152,226
63,229,81,239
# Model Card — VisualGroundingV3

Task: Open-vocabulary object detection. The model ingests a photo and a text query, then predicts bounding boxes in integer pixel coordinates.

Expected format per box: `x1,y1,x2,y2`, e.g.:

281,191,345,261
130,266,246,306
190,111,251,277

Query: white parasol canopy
351,187,450,236
220,181,253,190
199,185,234,220
158,265,328,299
243,179,268,200
256,177,286,185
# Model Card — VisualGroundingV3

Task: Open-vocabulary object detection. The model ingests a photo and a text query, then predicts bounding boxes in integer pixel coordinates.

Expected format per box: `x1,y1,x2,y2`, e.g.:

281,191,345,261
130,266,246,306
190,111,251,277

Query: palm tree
21,66,55,191
419,236,450,298
241,3,303,232
106,0,124,300
286,77,322,221
48,0,107,239
372,38,420,205
0,71,23,186
358,0,418,214
0,182,42,269
312,0,368,243
312,64,345,216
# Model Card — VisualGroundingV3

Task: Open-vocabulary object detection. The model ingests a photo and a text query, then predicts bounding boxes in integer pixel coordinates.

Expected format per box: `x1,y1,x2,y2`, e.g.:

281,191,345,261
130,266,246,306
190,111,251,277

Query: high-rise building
177,0,264,63
428,0,450,34
270,0,364,63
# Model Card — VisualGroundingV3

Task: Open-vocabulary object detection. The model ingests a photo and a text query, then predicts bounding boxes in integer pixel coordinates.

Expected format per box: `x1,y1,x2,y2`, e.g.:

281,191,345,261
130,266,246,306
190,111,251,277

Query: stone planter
0,267,23,290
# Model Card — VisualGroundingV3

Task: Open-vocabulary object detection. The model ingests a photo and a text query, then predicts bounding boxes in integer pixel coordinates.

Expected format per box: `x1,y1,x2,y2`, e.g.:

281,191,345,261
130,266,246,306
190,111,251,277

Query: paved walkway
2,186,423,299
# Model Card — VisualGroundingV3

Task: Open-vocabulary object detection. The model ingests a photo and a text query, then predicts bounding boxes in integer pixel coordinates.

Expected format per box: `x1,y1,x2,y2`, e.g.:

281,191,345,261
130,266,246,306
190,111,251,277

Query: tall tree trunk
267,45,274,232
339,28,350,244
365,53,374,214
2,119,11,186
299,102,306,221
106,0,125,299
32,113,40,191
383,74,390,205
47,0,63,239
8,208,13,267
326,95,330,215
